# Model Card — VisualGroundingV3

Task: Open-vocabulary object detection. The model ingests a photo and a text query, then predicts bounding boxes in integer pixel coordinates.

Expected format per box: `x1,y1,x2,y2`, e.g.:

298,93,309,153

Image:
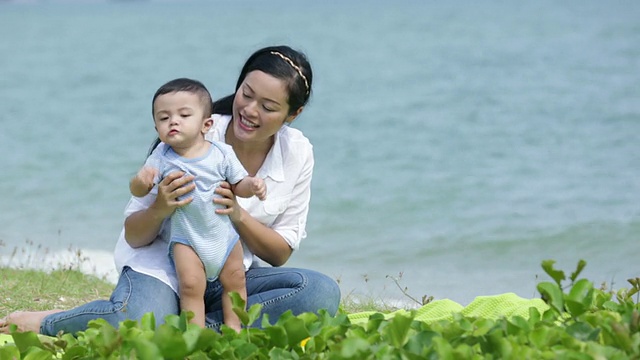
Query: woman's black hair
211,45,313,116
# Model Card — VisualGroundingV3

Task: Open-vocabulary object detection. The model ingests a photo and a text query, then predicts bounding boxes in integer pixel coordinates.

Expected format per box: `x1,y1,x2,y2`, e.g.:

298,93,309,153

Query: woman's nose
244,101,259,117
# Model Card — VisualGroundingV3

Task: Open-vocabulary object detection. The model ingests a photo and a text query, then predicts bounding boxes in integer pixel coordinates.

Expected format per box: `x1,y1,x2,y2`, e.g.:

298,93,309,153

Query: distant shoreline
0,245,118,284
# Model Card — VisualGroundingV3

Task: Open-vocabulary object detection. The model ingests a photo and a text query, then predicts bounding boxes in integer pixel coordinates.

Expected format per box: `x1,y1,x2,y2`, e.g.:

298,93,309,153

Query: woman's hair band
270,51,310,95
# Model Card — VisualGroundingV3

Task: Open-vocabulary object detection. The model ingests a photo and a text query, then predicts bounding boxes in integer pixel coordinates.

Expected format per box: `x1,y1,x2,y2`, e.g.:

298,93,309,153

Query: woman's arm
215,182,292,266
124,172,195,248
214,145,314,266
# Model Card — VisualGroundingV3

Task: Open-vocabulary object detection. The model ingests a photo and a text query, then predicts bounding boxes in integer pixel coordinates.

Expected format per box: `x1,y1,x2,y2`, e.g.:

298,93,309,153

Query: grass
0,240,115,317
0,267,114,316
0,241,423,318
0,267,400,317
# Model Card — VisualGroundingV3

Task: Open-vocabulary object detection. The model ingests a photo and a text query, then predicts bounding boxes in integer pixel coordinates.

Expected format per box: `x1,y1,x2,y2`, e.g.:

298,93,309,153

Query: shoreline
0,245,119,285
0,245,425,312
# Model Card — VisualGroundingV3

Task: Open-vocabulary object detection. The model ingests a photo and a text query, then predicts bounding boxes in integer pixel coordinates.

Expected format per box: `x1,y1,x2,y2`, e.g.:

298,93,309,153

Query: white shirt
114,114,314,293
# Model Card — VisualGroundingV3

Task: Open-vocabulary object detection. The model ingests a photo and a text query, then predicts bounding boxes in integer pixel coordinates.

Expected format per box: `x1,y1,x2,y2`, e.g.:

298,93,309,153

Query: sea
1,0,639,307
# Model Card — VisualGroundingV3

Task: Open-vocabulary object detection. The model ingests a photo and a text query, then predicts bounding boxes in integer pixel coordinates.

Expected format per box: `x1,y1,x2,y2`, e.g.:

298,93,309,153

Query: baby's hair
152,78,213,118
147,78,213,156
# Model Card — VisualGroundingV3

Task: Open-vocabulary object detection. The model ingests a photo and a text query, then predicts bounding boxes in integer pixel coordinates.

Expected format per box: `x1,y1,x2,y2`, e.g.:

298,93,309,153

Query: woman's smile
238,115,258,130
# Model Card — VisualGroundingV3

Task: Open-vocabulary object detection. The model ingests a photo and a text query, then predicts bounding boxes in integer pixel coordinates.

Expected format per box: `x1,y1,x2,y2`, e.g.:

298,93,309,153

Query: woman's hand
150,171,196,219
124,171,195,248
214,181,243,223
214,180,292,266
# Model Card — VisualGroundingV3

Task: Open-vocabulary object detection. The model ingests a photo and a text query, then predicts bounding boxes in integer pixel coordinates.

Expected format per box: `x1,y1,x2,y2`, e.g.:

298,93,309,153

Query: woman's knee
302,270,341,315
247,267,341,317
124,268,180,323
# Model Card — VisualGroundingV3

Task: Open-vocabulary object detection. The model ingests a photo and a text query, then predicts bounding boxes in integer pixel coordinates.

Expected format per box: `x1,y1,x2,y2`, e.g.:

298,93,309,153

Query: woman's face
231,70,299,144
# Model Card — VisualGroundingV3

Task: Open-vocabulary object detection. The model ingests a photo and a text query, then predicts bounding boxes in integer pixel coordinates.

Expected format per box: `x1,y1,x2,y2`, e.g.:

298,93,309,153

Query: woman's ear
285,106,304,124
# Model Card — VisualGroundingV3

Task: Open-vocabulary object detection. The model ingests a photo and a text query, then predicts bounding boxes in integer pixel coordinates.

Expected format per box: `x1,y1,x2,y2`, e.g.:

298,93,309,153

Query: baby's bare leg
173,243,206,327
218,241,247,332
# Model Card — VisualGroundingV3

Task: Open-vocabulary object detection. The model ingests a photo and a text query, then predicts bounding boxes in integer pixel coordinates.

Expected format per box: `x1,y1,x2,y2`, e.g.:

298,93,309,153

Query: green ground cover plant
2,259,639,359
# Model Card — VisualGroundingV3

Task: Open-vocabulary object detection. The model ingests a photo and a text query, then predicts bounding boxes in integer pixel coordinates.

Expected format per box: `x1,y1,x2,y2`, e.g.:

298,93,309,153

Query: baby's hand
252,178,267,201
131,166,158,197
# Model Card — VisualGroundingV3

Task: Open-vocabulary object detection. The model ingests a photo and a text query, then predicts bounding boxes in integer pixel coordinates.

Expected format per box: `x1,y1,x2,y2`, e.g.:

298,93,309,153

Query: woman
0,45,341,334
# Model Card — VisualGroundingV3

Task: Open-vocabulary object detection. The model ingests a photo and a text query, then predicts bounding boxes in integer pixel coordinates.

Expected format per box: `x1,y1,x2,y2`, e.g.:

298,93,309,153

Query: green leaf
565,279,594,317
566,322,600,342
269,347,297,359
263,326,288,349
506,316,528,335
154,325,188,359
234,342,259,359
565,300,587,318
192,328,220,353
60,345,87,360
537,281,564,314
527,307,541,327
140,312,156,331
431,336,454,358
567,279,593,303
339,337,370,358
473,318,496,337
11,331,44,353
97,321,120,351
87,317,110,329
405,331,437,355
541,260,566,286
0,346,20,360
131,338,163,360
282,317,310,347
182,327,202,353
384,313,414,348
23,348,54,360
163,314,181,329
59,333,77,348
178,311,191,332
229,292,250,326
528,327,550,348
569,259,587,283
246,303,263,327
261,313,271,328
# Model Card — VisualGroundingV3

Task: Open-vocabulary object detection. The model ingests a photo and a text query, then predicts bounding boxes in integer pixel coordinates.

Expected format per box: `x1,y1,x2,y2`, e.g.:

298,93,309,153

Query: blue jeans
203,266,341,331
41,266,340,335
41,266,179,335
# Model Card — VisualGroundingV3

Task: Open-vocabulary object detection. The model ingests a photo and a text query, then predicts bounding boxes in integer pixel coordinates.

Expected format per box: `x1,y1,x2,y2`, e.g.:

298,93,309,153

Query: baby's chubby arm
130,166,158,197
231,176,266,201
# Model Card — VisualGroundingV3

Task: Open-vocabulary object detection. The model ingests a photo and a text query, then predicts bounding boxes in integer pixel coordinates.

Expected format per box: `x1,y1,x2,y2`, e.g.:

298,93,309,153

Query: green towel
0,334,12,345
348,293,549,325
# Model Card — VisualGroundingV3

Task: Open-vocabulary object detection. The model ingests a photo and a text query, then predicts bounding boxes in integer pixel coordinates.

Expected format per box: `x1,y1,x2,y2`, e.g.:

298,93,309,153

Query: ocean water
1,0,639,306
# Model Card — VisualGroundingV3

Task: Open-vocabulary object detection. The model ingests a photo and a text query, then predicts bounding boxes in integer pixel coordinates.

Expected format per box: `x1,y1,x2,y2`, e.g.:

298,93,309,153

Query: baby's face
153,91,208,147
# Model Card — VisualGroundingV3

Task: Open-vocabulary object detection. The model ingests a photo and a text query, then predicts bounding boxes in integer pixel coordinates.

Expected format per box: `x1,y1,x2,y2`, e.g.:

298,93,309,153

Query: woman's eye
262,105,275,112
